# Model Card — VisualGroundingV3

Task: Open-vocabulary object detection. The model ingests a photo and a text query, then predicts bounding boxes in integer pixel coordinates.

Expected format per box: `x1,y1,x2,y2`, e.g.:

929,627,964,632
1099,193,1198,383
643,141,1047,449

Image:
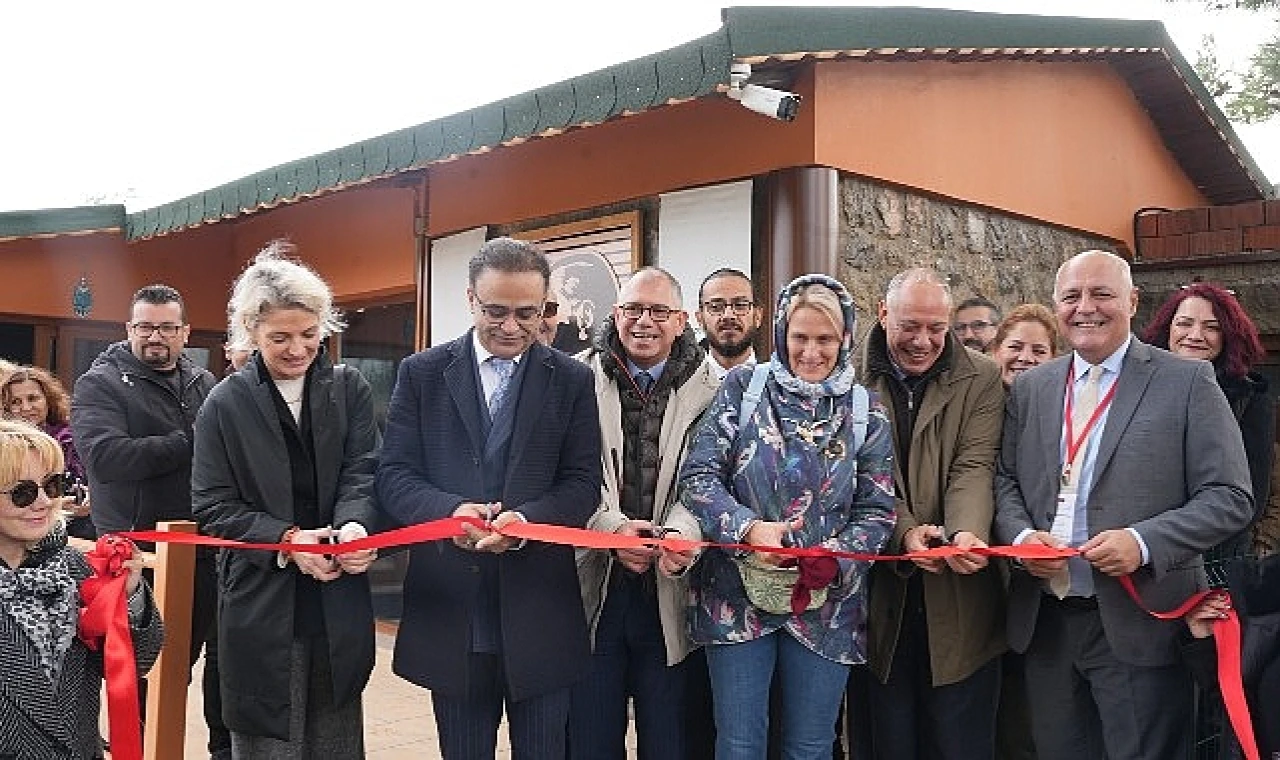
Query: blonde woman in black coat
0,419,162,760
193,242,379,759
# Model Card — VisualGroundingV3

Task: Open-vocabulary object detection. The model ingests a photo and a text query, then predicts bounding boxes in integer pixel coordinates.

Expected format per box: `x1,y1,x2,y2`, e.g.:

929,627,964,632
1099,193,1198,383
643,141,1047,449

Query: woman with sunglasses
192,241,379,758
0,419,163,759
1143,283,1276,561
3,366,93,540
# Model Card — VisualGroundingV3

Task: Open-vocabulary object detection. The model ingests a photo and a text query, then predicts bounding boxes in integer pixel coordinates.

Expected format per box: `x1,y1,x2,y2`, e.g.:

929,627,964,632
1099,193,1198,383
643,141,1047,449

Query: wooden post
143,520,197,760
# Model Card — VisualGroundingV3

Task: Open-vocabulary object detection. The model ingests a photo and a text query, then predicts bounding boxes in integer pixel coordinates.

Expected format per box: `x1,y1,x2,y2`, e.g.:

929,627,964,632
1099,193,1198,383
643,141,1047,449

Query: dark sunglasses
2,473,66,509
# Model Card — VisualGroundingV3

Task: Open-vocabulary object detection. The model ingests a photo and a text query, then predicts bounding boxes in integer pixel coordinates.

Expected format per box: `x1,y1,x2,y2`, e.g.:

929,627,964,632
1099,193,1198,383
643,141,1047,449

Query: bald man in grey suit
994,250,1253,760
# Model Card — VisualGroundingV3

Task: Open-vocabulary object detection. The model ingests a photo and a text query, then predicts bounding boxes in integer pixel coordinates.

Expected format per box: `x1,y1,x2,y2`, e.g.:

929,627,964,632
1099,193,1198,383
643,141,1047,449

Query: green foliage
1189,2,1279,122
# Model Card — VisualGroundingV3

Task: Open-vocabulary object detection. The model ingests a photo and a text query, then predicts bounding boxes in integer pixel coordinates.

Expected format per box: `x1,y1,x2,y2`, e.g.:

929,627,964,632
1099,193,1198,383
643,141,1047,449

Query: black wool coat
191,354,379,740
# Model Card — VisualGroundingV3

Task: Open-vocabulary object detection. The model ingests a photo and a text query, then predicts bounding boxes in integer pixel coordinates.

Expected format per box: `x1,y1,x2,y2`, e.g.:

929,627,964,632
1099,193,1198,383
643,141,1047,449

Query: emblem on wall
72,276,93,318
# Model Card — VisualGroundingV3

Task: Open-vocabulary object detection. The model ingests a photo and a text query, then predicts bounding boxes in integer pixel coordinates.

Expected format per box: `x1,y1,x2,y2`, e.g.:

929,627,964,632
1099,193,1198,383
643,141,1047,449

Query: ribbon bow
0,565,70,600
78,535,143,760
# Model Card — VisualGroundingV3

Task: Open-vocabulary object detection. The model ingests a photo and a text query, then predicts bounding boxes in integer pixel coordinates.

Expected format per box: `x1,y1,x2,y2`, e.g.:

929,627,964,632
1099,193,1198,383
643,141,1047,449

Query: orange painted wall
232,186,417,303
0,224,235,330
425,67,818,237
812,58,1207,249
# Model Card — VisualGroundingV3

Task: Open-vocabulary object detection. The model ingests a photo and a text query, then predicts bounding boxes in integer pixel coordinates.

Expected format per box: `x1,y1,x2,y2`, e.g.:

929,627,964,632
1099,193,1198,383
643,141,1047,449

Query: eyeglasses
953,320,995,334
1,473,65,509
129,322,184,338
618,303,676,322
701,299,755,316
542,301,560,318
473,296,544,324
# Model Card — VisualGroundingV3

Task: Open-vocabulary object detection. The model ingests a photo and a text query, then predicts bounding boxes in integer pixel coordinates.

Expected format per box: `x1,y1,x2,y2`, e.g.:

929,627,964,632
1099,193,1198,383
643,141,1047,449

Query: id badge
1049,489,1078,547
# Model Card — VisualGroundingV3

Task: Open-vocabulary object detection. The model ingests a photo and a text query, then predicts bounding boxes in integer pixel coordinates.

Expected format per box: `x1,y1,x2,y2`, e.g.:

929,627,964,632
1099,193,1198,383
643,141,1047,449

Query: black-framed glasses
129,322,184,338
953,320,994,334
701,299,755,316
618,303,676,322
473,296,544,324
1,473,65,509
542,301,560,318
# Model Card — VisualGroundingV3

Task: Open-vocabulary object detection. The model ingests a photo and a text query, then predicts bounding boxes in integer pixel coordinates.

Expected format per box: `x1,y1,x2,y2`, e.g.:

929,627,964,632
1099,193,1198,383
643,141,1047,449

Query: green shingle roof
60,7,1280,240
0,205,125,242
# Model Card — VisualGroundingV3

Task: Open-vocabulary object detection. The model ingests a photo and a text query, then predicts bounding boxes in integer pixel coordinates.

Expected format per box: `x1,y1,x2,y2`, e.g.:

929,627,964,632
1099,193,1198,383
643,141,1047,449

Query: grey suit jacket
994,337,1253,667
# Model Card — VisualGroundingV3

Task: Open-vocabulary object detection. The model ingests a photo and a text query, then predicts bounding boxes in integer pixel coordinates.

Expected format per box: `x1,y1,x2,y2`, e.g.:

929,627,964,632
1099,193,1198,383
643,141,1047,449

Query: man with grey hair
994,250,1252,759
852,267,1007,760
377,237,602,759
569,266,718,758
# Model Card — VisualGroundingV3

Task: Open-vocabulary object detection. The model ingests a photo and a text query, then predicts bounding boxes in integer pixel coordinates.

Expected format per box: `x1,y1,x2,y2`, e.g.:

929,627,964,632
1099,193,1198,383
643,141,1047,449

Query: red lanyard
1062,364,1118,485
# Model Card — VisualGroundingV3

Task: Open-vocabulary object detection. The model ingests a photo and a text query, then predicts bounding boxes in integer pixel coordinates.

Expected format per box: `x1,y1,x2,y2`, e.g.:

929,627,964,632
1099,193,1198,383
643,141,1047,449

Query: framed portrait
514,211,642,354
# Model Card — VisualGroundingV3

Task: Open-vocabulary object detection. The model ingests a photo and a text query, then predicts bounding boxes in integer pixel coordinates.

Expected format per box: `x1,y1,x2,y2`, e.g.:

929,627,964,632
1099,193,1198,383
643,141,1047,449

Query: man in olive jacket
853,268,1006,760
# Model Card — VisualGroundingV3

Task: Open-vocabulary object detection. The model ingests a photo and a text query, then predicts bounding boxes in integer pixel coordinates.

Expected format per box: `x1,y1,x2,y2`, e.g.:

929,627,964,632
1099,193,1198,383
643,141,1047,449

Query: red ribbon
108,519,1257,759
78,535,142,760
1118,577,1257,760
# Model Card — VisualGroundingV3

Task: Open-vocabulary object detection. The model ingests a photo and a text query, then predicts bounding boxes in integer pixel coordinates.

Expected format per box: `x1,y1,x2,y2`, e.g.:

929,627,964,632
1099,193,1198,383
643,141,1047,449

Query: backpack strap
738,364,772,433
849,384,869,456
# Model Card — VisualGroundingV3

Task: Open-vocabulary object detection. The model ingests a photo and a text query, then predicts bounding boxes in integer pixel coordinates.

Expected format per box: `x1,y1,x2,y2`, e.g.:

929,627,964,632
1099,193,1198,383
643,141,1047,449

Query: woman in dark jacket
0,419,162,760
192,241,379,758
1144,282,1275,563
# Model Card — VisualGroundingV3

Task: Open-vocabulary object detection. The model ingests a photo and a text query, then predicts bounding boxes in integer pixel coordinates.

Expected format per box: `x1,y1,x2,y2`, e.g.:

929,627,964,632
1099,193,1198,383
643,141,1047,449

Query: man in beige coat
570,267,721,759
851,268,1007,760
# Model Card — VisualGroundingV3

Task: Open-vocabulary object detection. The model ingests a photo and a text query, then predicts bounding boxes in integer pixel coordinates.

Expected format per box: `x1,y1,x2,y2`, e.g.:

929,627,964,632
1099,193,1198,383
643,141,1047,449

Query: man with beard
695,268,762,380
71,284,226,757
953,296,1002,353
570,267,719,759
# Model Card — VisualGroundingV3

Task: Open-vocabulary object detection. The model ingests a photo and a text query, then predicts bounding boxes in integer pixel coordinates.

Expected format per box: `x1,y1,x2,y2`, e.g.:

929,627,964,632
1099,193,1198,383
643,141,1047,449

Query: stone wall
836,175,1115,337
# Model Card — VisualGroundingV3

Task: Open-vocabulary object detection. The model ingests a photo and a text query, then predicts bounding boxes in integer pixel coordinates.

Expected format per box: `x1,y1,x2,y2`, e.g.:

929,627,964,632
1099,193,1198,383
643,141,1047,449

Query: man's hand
1081,529,1142,576
656,538,697,577
291,527,342,582
334,522,377,575
473,510,524,554
903,524,947,574
452,502,496,551
615,520,657,573
944,531,989,575
1016,531,1069,579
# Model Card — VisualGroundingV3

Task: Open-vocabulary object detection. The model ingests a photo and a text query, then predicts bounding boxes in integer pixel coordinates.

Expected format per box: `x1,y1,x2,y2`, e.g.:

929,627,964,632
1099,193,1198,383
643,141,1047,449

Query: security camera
726,62,801,122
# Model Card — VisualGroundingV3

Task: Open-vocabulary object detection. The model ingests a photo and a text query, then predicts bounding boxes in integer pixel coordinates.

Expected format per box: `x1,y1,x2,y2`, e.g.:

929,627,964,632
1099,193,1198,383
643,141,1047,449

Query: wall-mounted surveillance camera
726,62,802,122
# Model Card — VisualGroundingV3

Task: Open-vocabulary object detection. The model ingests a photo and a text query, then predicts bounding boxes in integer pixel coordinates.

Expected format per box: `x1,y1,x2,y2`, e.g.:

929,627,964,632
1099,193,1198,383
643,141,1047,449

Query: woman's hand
334,522,377,575
1185,591,1231,639
123,554,146,596
290,528,342,582
744,516,803,567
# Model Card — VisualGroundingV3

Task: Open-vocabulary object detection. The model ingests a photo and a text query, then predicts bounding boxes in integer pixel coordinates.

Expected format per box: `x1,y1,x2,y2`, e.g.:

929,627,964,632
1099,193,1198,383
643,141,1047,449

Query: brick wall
1137,199,1280,260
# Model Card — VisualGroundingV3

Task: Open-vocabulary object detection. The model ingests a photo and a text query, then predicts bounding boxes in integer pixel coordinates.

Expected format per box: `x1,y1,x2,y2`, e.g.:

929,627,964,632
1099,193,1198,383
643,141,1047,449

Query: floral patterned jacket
680,363,896,664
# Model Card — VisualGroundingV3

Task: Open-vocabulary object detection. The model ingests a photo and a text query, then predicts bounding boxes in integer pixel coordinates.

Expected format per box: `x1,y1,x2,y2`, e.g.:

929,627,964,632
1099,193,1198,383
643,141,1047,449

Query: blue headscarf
769,273,857,399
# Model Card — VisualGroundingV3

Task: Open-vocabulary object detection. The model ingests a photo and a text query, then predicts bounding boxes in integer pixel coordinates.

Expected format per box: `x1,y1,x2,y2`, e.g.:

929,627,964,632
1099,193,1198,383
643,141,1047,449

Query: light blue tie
488,358,515,417
635,371,654,395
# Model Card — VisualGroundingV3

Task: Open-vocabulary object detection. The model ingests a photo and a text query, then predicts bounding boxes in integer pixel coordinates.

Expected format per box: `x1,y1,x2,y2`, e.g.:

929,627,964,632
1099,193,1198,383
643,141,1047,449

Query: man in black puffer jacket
570,267,721,759
70,284,227,758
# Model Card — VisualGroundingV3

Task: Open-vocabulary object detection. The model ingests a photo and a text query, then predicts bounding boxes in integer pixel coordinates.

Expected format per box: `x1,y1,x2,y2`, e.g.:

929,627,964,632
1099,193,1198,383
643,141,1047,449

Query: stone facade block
836,175,1114,331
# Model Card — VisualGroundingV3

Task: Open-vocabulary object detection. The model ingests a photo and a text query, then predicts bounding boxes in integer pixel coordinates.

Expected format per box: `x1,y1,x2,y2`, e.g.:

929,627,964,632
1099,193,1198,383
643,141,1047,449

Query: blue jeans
705,630,850,760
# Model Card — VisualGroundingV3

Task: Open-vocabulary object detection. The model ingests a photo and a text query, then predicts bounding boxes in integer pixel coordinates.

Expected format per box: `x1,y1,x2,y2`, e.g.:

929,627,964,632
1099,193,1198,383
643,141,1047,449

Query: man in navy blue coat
376,237,602,759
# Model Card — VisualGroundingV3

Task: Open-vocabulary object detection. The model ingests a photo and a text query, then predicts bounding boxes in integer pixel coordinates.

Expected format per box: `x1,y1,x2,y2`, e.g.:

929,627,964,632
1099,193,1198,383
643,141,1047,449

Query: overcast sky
2,0,1276,213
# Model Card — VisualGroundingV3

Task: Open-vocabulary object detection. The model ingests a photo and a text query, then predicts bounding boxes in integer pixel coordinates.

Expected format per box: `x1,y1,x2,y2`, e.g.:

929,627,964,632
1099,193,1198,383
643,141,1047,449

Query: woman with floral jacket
679,273,896,759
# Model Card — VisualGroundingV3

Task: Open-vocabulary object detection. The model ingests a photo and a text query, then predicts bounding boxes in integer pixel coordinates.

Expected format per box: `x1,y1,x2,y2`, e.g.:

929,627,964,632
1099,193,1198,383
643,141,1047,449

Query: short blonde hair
786,284,844,336
0,419,64,488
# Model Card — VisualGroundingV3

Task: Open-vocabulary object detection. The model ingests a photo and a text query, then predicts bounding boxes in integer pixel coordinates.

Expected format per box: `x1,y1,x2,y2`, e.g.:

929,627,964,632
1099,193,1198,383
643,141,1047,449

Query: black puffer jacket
70,342,216,534
1218,370,1275,556
588,315,704,521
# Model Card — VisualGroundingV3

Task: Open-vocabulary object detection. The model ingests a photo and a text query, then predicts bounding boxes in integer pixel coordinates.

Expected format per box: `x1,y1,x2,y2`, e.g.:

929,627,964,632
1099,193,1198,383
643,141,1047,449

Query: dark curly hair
2,366,71,426
1141,282,1265,380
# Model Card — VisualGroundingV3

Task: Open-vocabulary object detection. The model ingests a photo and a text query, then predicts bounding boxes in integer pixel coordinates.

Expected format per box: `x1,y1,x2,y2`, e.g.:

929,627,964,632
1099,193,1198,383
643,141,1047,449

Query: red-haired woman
1143,283,1276,560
